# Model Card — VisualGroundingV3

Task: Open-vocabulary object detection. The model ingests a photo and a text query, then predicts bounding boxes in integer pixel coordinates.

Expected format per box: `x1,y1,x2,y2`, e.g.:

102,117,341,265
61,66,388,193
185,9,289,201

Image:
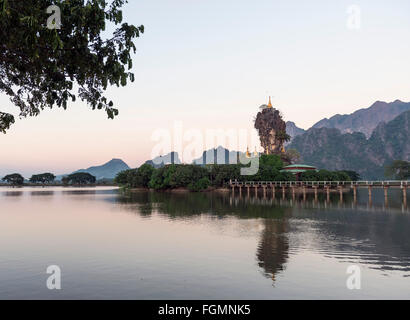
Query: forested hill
288,111,410,179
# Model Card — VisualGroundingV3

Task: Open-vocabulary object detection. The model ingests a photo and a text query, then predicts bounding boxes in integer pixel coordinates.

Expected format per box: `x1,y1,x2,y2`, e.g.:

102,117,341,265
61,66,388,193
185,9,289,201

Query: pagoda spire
267,96,273,108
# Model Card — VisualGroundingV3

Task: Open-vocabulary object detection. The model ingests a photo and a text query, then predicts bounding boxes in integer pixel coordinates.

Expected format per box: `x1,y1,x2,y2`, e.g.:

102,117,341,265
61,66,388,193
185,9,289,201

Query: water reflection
115,190,410,277
3,191,24,197
1,186,409,296
257,219,289,283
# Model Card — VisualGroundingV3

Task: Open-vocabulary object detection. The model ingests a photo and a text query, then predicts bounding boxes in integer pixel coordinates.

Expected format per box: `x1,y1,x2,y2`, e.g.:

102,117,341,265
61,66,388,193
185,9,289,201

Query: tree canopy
29,173,56,184
62,172,96,185
2,173,24,185
114,154,357,192
385,160,409,180
0,0,144,133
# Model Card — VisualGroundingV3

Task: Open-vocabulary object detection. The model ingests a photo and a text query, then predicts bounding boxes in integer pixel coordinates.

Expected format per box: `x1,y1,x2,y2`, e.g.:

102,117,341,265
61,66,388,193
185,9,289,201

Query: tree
115,169,137,186
63,172,96,185
285,149,301,164
340,170,360,181
2,173,24,185
29,173,56,184
385,160,409,180
135,164,155,187
0,0,144,133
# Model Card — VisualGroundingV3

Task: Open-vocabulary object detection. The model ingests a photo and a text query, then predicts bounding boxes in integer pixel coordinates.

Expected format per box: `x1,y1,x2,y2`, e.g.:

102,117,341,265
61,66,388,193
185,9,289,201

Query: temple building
280,164,317,180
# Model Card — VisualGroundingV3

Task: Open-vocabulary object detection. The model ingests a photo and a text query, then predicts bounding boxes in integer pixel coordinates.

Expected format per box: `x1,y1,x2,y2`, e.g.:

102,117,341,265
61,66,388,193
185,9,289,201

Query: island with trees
114,154,362,192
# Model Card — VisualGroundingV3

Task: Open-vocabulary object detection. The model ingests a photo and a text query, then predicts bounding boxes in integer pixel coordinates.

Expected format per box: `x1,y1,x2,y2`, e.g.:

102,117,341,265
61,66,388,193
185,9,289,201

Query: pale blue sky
1,0,410,177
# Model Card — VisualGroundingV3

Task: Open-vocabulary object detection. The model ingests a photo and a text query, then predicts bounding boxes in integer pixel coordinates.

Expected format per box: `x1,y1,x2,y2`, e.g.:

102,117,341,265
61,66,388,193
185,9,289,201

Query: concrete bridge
228,180,408,206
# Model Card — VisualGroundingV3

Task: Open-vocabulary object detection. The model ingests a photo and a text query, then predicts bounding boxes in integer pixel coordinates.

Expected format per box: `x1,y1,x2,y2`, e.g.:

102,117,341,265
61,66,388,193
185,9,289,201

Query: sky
1,0,410,177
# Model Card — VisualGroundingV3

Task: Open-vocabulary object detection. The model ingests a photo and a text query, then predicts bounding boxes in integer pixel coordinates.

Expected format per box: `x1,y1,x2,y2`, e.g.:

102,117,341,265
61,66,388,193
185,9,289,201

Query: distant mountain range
288,111,410,179
145,146,245,167
54,100,408,181
285,121,306,144
287,100,410,142
57,159,130,180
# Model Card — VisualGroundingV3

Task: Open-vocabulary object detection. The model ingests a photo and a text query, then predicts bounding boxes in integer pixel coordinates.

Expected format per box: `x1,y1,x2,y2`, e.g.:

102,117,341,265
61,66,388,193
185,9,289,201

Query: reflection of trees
114,191,289,219
113,190,410,275
3,191,23,197
257,219,289,283
30,191,55,196
114,191,292,284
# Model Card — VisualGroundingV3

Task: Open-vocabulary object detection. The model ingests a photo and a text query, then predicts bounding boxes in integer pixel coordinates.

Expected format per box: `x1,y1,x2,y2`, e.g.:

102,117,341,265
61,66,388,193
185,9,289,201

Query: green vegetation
62,172,96,185
300,170,351,182
0,0,144,133
115,154,355,192
29,173,56,184
2,173,24,186
385,160,409,180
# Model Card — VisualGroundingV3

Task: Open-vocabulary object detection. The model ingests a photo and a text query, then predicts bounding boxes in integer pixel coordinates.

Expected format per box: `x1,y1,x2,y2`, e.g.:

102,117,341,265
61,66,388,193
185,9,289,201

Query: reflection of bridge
228,180,408,206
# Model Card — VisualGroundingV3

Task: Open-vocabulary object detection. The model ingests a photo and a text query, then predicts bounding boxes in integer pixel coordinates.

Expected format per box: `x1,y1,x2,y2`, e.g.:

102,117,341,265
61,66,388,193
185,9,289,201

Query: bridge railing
228,180,409,187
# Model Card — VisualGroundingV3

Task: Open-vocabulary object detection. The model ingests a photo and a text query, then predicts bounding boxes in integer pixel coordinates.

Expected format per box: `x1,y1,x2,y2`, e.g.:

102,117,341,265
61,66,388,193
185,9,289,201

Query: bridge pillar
403,186,407,207
368,186,372,200
231,185,235,195
247,186,250,198
254,186,258,197
353,186,357,202
338,186,343,202
325,187,330,203
272,186,275,199
263,186,267,199
302,186,306,201
313,186,318,202
384,186,389,206
291,187,296,200
282,186,286,199
239,186,242,197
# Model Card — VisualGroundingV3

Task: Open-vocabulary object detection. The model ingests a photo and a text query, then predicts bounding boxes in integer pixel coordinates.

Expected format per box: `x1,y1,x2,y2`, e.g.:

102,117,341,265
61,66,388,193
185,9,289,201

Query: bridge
228,180,408,206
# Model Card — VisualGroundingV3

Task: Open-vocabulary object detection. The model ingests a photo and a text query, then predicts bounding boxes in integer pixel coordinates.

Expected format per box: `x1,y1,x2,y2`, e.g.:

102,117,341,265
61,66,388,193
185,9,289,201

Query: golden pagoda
246,147,251,158
267,96,273,108
253,147,259,157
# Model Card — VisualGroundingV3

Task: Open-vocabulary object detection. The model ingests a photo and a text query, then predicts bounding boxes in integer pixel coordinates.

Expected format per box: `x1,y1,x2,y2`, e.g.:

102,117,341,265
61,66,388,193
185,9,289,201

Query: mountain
58,159,130,180
191,146,244,165
312,100,410,138
288,111,410,179
286,121,306,144
145,152,182,168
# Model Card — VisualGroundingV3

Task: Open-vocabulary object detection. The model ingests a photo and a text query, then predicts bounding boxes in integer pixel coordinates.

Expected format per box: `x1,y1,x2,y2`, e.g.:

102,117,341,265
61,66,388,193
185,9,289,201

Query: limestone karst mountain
254,98,288,154
288,111,410,179
311,100,410,138
285,121,306,144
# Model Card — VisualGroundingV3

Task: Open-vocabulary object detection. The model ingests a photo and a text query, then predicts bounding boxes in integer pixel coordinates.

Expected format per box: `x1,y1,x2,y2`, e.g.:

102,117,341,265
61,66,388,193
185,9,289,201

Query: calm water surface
0,186,409,299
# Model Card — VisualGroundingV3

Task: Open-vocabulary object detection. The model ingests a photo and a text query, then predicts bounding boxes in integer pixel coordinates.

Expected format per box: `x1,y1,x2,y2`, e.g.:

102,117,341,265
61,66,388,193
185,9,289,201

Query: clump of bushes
300,170,352,182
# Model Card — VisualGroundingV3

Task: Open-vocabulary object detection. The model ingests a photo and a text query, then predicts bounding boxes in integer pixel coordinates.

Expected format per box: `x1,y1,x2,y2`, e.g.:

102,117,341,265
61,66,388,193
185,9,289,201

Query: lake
0,186,409,299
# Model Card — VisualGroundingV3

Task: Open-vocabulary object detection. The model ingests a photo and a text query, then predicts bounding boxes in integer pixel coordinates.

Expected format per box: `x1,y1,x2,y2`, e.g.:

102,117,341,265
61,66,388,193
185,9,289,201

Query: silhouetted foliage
0,0,144,132
2,173,24,185
29,173,56,184
63,172,96,185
